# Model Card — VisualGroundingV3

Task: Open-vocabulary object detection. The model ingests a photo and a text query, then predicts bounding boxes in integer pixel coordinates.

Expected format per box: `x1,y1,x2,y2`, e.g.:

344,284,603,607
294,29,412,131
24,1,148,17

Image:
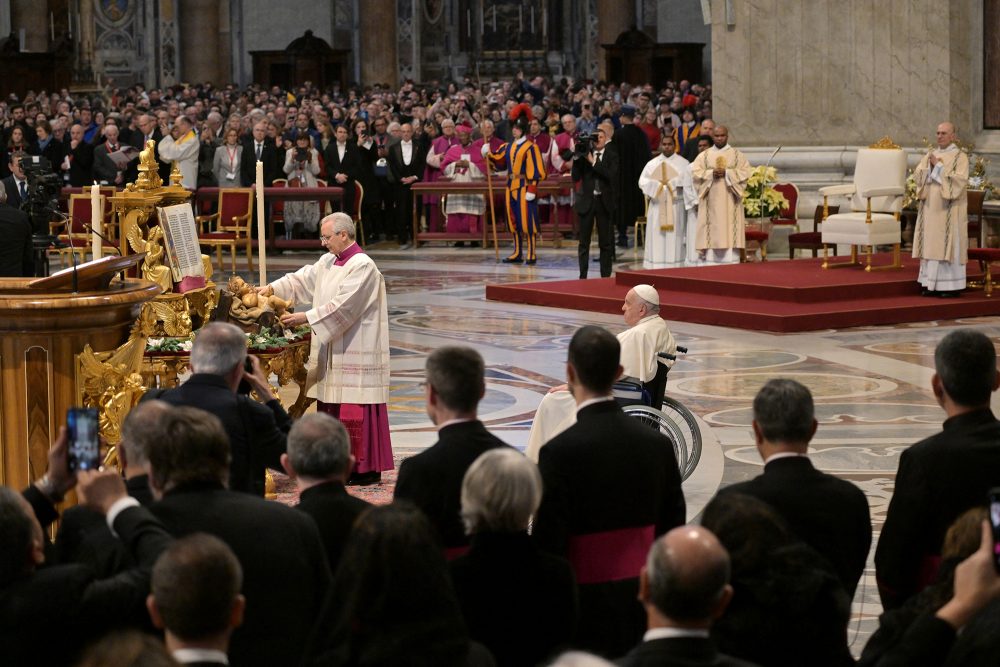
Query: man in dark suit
92,123,128,186
572,122,619,278
0,188,33,277
1,151,28,210
534,325,686,658
0,429,174,667
282,412,370,576
395,346,511,555
240,121,280,189
714,378,871,598
617,526,757,667
148,534,245,667
387,122,426,249
876,328,1000,610
65,123,96,187
324,123,362,215
145,405,331,667
143,322,288,496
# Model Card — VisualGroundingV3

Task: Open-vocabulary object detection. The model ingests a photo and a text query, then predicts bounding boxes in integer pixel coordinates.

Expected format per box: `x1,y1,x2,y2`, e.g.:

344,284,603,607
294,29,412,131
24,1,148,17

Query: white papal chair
820,137,907,271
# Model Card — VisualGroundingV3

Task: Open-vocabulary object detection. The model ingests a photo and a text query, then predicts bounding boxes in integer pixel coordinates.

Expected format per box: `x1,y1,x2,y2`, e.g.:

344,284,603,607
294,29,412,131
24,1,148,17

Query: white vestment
157,130,200,189
640,153,699,268
270,248,391,404
525,315,676,462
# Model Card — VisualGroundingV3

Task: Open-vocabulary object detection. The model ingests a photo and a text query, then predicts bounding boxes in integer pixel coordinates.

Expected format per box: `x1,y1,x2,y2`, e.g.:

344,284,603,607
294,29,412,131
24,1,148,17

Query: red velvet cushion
968,248,1000,261
745,230,769,242
771,217,797,226
200,232,237,240
789,232,822,243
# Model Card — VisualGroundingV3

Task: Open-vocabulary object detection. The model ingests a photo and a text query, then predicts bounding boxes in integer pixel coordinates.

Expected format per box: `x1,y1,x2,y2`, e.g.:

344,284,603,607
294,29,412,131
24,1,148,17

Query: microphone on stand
760,145,783,230
50,211,79,293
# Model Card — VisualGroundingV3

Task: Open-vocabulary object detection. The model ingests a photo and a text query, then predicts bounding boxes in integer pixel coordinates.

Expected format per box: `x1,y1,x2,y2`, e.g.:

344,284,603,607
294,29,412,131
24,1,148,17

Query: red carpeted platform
485,254,1000,332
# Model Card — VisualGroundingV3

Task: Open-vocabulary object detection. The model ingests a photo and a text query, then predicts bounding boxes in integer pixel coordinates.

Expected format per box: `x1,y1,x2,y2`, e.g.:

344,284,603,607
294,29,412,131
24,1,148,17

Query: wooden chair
348,181,366,246
770,182,800,230
196,188,254,273
741,225,770,262
789,205,840,259
819,141,907,270
98,186,118,242
968,247,1000,296
54,194,118,266
968,189,986,249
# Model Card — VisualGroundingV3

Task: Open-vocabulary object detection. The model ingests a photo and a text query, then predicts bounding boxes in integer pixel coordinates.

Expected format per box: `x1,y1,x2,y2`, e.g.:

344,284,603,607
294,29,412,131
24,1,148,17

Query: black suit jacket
323,141,363,212
66,140,95,187
0,204,33,276
296,480,370,576
572,143,619,214
718,456,872,597
616,637,760,667
450,531,578,667
876,407,1000,609
240,139,280,187
1,175,26,209
534,400,686,658
394,420,511,549
92,142,124,185
144,374,290,496
150,482,331,667
387,141,427,186
1,492,172,667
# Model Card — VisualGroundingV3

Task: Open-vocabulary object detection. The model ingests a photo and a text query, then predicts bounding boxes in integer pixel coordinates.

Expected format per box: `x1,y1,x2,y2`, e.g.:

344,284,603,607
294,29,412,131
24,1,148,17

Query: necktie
595,150,603,164
256,143,262,161
19,180,27,200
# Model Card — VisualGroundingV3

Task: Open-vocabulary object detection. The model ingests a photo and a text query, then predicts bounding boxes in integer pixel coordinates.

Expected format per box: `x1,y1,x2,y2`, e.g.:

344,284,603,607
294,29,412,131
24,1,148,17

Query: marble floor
256,242,1000,655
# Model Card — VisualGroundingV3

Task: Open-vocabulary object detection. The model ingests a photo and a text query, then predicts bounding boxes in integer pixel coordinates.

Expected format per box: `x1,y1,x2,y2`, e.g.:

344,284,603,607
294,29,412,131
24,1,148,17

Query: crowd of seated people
4,324,1000,666
0,75,713,245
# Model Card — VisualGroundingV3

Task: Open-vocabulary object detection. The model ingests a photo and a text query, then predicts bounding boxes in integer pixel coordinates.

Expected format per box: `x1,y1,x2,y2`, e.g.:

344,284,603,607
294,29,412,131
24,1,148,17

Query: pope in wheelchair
526,284,676,462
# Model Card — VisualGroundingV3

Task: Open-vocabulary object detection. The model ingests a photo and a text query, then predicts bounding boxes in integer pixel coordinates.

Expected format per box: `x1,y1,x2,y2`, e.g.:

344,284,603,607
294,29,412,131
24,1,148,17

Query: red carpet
485,255,1000,332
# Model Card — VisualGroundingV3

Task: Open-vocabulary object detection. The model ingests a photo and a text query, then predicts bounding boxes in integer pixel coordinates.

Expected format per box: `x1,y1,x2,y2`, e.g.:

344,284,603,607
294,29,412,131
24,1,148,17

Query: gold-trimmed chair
820,137,906,271
196,187,254,273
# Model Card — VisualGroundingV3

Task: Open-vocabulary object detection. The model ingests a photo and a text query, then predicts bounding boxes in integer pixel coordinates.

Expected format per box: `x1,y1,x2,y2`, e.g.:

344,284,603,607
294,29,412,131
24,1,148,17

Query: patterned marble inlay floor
255,245,1000,655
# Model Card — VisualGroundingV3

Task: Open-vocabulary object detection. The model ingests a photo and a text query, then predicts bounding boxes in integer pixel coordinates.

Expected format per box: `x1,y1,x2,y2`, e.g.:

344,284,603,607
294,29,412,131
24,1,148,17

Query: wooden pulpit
0,254,160,490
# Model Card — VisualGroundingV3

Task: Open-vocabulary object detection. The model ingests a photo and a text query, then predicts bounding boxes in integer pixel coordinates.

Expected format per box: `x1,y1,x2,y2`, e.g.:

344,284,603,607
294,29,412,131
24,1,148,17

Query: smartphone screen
67,407,101,472
990,488,1000,573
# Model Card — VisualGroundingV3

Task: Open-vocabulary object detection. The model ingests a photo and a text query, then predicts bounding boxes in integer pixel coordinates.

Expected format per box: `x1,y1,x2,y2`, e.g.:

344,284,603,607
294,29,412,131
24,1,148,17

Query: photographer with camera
571,122,618,279
1,151,28,209
0,185,33,277
282,130,321,238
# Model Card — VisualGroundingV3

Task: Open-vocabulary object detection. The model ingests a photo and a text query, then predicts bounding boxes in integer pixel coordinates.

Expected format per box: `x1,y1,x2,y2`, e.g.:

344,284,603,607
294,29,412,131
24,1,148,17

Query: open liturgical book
157,202,206,292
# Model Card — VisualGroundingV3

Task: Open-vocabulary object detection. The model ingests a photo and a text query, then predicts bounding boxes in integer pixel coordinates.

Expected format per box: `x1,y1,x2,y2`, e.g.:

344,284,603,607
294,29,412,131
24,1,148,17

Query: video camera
560,133,598,163
19,155,62,236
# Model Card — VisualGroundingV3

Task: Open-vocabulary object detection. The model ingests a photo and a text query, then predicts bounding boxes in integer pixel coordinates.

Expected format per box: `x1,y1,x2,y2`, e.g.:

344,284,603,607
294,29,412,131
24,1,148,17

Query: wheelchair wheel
622,405,690,480
659,397,702,481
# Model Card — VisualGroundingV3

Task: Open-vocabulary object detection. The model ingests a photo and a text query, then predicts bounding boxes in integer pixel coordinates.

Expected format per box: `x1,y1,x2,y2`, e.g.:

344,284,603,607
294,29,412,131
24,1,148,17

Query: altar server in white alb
260,212,394,485
912,121,969,298
690,125,751,265
525,284,676,461
640,134,699,268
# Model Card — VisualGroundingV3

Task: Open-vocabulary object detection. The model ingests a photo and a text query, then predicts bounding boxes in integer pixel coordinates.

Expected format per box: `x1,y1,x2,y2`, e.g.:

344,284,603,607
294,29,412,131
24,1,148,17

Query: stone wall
711,0,975,147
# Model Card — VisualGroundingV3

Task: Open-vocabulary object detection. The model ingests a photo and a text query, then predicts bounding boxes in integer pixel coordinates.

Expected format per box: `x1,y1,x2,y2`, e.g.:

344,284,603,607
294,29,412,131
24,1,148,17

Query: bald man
912,122,969,298
618,526,754,666
526,284,676,461
690,125,751,265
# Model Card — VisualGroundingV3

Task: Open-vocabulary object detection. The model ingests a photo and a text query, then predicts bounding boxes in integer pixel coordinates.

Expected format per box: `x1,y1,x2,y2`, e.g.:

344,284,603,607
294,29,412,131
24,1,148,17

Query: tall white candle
90,183,102,260
255,161,267,286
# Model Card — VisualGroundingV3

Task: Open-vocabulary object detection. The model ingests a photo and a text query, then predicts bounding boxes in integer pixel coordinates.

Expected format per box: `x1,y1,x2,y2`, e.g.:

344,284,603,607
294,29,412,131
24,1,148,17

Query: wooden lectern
0,254,160,490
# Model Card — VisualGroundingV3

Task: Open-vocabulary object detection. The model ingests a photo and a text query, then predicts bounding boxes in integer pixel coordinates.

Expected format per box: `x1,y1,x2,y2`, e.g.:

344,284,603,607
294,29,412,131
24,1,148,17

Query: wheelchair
613,346,702,481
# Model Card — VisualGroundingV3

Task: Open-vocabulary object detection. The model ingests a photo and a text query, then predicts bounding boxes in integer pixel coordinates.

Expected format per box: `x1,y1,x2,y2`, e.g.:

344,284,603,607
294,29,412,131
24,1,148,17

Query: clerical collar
938,143,958,152
515,137,527,145
334,242,363,265
715,144,730,151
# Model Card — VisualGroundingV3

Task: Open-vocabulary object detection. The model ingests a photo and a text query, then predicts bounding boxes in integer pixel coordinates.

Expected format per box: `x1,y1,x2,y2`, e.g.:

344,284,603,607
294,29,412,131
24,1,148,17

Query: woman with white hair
450,448,578,667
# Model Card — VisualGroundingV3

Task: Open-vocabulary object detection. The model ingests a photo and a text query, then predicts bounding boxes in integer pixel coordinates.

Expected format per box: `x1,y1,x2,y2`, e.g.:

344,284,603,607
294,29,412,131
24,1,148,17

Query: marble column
10,0,47,52
81,0,95,67
359,0,397,86
217,1,232,84
595,0,635,80
179,0,221,83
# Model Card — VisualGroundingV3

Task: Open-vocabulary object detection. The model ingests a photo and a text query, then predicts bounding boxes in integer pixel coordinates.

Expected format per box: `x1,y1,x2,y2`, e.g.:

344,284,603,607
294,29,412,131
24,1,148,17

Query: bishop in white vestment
690,125,752,265
912,122,969,297
265,213,394,482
